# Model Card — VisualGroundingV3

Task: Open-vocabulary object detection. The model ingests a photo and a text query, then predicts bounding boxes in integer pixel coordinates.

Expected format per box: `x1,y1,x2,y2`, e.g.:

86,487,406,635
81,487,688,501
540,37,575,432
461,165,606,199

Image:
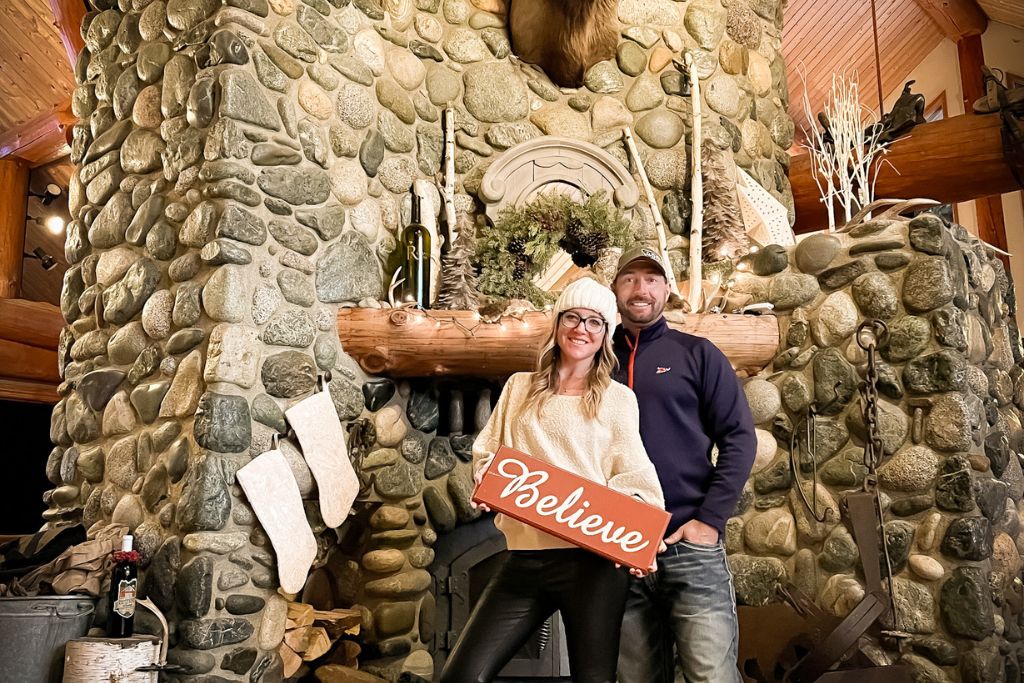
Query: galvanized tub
0,596,95,683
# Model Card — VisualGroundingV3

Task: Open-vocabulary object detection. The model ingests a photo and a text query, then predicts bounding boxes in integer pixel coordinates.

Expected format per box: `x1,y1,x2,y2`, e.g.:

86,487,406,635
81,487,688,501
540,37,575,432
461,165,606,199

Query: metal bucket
0,596,95,683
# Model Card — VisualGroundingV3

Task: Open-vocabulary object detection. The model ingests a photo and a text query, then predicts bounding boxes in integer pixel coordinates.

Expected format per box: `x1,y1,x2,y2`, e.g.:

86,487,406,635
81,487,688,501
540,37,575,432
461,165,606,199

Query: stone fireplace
50,0,1024,682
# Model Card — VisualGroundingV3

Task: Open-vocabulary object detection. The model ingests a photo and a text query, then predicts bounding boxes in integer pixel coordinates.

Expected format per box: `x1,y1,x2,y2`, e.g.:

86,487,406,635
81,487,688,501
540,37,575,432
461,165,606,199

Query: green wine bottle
401,193,431,308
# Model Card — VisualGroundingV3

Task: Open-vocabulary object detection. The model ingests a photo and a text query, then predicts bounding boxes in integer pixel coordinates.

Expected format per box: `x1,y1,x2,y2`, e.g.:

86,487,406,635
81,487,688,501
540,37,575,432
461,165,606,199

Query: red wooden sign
472,445,671,570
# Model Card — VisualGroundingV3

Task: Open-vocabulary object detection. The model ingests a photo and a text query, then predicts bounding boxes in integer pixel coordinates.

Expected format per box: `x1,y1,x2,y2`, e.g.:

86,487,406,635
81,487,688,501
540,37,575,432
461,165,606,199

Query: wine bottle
400,193,432,308
106,535,139,638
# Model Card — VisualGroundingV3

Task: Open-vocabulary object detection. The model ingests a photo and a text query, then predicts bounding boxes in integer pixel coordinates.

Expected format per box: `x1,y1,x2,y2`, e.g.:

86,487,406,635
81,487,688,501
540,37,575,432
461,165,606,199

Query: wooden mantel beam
338,308,779,377
913,0,988,41
0,102,75,167
789,113,1021,233
48,0,87,67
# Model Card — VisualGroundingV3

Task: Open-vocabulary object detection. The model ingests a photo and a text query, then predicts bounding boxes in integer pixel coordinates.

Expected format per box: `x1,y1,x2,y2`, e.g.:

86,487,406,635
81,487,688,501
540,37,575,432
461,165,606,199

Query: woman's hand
470,454,493,512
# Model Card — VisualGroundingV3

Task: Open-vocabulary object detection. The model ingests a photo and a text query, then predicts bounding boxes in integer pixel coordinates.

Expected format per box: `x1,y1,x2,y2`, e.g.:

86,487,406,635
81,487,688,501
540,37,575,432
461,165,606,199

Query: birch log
63,637,159,683
443,106,458,246
622,128,679,295
685,52,704,312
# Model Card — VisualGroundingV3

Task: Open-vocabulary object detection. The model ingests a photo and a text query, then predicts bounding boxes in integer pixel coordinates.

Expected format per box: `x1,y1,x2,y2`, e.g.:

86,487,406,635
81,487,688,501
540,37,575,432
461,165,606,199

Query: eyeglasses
559,311,607,334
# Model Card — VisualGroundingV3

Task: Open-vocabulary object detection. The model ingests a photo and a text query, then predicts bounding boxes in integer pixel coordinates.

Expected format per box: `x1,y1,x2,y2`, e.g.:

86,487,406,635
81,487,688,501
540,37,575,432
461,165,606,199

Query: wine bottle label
113,578,137,619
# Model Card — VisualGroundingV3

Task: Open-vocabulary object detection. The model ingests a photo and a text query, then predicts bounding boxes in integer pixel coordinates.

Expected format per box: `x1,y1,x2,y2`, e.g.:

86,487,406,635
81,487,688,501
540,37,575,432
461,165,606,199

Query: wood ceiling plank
0,0,76,132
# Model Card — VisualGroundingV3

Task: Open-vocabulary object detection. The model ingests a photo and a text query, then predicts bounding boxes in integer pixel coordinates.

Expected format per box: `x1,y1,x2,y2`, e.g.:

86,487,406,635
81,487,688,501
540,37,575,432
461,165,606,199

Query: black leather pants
439,548,630,683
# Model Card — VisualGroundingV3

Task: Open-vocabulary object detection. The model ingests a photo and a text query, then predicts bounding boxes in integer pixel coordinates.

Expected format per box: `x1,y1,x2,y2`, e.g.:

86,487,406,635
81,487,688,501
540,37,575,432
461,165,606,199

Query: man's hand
665,519,719,546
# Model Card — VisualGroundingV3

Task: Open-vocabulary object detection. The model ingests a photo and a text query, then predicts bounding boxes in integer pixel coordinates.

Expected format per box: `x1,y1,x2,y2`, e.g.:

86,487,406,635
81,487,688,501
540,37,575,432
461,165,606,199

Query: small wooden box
472,445,671,570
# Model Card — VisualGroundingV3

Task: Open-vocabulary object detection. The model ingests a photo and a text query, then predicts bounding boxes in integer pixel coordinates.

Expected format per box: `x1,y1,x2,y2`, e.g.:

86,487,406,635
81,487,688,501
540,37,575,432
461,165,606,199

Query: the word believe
495,457,651,554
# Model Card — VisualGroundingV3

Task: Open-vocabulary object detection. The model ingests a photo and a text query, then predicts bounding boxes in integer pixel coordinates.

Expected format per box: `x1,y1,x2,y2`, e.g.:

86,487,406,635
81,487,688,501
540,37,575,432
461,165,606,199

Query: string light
393,305,536,338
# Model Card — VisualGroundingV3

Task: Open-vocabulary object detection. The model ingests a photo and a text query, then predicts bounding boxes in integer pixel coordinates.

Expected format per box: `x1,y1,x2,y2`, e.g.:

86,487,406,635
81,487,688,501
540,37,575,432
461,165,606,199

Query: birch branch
443,105,458,246
686,51,703,312
622,127,679,294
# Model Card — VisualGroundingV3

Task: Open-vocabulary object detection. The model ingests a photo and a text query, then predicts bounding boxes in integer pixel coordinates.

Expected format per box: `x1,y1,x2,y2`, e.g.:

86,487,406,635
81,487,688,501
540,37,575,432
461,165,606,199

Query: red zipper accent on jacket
625,333,638,389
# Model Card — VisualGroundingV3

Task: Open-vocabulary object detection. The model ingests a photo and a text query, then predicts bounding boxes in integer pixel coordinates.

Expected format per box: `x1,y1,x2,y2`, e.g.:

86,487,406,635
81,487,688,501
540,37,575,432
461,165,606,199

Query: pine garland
437,214,482,310
476,191,632,306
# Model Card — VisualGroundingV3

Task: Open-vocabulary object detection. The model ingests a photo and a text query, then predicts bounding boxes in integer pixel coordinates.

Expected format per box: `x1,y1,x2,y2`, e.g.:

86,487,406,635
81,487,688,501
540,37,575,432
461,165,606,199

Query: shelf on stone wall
337,308,779,378
0,298,62,404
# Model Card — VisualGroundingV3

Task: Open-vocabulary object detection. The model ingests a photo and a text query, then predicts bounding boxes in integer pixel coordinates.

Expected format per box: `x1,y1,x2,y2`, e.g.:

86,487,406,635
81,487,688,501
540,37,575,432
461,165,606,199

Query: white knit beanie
554,277,618,334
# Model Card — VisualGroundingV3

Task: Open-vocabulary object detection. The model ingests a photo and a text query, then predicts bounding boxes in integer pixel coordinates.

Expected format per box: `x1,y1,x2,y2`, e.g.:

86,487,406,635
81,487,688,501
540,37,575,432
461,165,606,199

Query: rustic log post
0,158,29,299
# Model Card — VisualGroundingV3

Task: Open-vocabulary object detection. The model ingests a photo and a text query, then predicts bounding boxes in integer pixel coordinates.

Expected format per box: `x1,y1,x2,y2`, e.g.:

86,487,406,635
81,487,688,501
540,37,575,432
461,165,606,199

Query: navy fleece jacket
612,317,756,535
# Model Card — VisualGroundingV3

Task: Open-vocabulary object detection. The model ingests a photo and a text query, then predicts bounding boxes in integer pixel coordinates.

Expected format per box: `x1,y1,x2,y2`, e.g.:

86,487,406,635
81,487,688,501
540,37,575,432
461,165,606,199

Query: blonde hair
521,314,619,420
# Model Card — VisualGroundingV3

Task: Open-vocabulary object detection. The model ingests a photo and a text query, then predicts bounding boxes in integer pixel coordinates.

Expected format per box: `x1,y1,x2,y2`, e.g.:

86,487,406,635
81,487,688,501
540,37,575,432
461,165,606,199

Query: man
611,246,756,683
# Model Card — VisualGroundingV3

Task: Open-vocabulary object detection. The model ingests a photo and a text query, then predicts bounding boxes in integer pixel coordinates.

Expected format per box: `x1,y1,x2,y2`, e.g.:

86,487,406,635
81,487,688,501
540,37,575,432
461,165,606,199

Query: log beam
789,113,1021,233
337,308,779,377
0,378,59,404
0,338,60,384
0,103,75,167
0,159,30,298
0,299,64,349
913,0,988,42
48,0,87,67
957,34,1009,268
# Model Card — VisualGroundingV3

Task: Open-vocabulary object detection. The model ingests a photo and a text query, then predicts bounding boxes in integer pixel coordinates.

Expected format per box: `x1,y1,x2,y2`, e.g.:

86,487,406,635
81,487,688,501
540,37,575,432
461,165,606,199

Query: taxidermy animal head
508,0,619,88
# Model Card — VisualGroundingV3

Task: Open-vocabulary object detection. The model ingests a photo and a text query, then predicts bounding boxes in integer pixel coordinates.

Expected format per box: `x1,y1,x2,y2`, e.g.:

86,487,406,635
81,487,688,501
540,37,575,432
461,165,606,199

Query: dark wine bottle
400,193,431,308
106,535,138,638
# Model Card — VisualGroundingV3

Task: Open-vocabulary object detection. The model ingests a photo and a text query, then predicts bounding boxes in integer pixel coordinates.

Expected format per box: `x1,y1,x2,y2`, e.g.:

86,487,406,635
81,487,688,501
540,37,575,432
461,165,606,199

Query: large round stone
812,348,857,415
902,351,967,394
940,567,994,640
851,272,898,319
261,352,317,398
635,110,684,149
193,392,251,453
684,0,727,48
878,445,940,493
903,257,954,312
315,232,383,303
743,378,781,425
846,397,907,455
743,508,796,555
463,62,528,123
812,291,858,347
728,554,786,607
925,395,970,454
768,273,819,310
882,316,931,362
790,233,839,274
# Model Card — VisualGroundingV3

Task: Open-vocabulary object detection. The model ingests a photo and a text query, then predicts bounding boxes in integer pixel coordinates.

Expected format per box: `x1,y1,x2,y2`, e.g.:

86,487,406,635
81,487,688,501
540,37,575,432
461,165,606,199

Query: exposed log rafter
0,104,75,167
913,0,988,41
789,113,1021,233
48,0,87,67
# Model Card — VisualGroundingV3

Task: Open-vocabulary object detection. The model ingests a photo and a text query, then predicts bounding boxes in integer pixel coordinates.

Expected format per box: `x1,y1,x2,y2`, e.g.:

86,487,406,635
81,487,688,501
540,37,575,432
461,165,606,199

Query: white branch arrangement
799,69,895,231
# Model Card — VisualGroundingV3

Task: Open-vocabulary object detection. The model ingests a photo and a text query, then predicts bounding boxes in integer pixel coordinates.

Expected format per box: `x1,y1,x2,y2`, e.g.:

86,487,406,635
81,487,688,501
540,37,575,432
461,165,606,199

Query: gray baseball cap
615,245,667,279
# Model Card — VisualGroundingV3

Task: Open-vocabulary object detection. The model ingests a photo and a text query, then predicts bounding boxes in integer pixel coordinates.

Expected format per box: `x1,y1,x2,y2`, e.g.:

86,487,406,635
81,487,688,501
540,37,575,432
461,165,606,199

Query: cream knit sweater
472,372,666,551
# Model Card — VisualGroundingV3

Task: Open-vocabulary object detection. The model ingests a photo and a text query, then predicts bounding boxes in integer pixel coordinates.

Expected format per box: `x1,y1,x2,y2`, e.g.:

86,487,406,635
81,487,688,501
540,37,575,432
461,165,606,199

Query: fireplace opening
428,514,571,681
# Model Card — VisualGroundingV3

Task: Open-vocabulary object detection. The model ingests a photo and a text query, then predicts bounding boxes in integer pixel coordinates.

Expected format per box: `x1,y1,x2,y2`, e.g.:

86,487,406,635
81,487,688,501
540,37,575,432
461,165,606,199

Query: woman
440,277,665,683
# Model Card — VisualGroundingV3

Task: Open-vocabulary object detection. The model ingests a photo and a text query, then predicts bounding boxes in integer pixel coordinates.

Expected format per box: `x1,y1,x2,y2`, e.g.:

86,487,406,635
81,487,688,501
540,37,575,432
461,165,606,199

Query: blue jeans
617,540,742,683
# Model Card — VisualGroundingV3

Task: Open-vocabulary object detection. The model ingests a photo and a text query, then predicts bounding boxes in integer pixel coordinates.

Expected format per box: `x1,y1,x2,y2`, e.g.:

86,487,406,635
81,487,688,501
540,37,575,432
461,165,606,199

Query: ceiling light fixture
44,215,65,234
24,247,57,271
27,183,63,206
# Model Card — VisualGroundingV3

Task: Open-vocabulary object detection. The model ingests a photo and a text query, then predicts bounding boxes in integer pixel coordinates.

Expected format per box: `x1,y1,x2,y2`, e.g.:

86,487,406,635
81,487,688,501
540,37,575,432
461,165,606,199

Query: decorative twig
685,51,703,312
622,128,679,295
443,105,458,245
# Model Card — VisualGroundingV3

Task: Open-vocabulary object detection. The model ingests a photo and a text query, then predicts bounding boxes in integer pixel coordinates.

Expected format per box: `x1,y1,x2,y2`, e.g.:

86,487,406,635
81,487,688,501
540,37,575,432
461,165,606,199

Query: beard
620,296,666,327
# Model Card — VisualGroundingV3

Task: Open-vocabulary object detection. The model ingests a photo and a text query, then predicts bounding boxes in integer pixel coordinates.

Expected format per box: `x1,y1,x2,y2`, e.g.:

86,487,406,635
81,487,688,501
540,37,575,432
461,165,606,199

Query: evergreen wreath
476,191,633,306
